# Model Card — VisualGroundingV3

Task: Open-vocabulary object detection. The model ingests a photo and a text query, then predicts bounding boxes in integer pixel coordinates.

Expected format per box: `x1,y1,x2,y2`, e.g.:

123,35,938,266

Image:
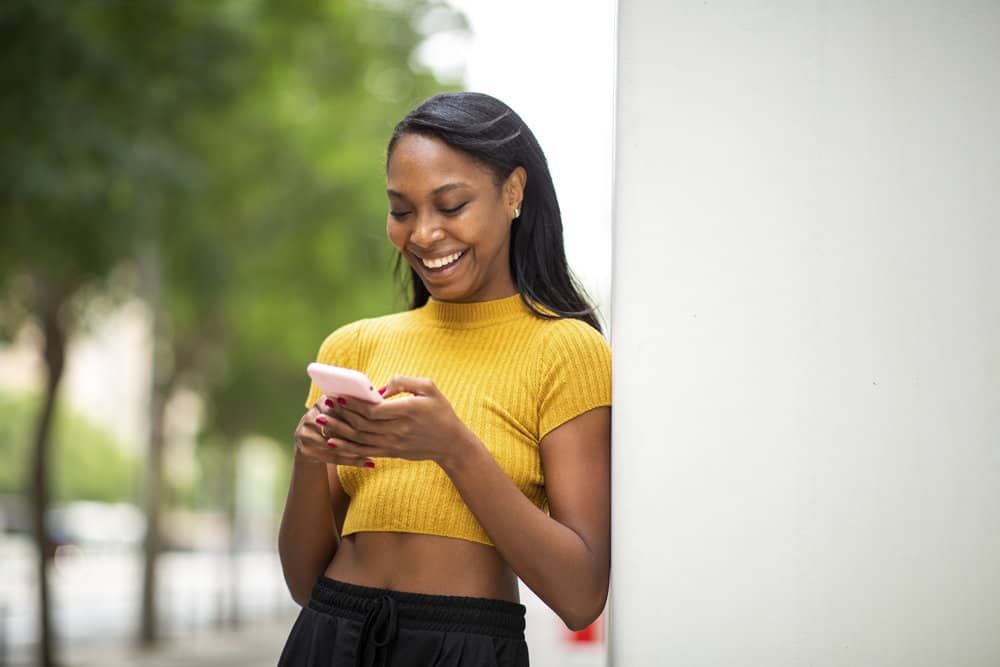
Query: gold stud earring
514,207,520,219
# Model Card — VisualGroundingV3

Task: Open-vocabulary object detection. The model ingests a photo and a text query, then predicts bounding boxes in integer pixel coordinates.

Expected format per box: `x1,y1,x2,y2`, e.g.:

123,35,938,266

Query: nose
409,211,445,248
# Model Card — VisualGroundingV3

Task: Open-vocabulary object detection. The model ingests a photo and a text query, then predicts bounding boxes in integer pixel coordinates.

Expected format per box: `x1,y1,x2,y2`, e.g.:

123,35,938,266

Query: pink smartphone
306,363,384,404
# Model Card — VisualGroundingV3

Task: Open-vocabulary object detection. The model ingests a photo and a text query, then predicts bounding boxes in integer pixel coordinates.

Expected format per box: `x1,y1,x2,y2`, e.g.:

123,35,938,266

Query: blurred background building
0,1,614,665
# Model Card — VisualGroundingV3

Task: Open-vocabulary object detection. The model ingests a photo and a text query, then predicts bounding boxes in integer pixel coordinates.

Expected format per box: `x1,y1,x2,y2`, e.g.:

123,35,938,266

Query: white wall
421,0,617,321
610,3,1000,665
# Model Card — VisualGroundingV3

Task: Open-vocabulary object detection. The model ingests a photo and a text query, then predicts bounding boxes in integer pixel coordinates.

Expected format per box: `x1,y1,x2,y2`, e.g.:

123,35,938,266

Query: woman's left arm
446,403,611,631
324,378,610,631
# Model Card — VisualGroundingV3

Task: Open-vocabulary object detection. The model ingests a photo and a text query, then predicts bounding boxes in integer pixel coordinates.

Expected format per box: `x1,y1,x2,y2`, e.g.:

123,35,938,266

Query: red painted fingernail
378,387,387,395
325,398,335,408
326,440,338,448
315,416,328,425
337,397,346,405
364,461,376,468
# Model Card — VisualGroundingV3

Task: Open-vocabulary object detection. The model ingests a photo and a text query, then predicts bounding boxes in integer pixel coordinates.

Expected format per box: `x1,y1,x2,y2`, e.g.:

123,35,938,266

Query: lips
418,250,466,271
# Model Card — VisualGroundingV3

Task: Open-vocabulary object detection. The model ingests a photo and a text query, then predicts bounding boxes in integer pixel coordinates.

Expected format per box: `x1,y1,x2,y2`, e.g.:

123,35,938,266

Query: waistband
308,576,526,640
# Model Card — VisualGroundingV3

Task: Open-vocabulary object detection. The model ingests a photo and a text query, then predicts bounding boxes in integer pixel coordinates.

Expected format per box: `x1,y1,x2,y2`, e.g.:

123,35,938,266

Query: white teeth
421,251,464,269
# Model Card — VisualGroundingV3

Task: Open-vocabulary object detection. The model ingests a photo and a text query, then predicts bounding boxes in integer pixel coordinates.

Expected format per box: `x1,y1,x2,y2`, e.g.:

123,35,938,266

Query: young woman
278,92,611,666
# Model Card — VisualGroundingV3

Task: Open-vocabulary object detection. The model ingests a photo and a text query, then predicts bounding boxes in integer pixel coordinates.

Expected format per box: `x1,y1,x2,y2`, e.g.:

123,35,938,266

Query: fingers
296,405,377,468
299,432,376,468
321,391,403,430
382,375,437,399
313,395,342,416
319,436,378,468
314,405,386,448
320,377,437,422
299,377,443,465
313,394,375,433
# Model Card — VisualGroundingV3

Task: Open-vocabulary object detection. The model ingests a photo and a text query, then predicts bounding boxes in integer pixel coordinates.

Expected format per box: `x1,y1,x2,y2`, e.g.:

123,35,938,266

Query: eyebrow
386,183,470,198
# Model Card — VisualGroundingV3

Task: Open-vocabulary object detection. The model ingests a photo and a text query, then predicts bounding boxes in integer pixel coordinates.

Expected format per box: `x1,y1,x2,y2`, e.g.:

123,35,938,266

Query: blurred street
40,619,294,667
1,535,298,666
1,533,604,666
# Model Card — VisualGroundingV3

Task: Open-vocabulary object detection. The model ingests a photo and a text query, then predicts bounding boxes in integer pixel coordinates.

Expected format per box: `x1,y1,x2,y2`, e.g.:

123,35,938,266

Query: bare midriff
323,532,519,603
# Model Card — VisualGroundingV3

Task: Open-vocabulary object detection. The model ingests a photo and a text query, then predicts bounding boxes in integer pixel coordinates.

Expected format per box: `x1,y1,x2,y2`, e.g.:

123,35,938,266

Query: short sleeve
537,321,612,439
303,320,366,409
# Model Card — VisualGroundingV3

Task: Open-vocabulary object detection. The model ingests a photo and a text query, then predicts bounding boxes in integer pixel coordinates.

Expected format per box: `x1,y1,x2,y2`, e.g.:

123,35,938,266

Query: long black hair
386,92,602,333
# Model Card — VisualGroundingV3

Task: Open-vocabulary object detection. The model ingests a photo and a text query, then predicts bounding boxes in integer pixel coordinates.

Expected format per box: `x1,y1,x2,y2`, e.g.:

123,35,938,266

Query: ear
504,166,527,212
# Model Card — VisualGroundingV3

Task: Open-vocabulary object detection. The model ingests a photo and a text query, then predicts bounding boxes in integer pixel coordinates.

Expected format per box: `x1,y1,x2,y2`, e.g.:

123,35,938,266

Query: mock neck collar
420,293,529,328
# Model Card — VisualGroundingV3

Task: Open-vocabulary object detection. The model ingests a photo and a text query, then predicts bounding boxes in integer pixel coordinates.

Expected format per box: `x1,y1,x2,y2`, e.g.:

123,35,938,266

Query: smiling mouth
420,250,466,270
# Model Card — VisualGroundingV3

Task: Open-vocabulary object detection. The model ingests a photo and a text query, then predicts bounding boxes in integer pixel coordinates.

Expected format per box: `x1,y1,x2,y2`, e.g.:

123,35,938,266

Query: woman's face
386,133,525,303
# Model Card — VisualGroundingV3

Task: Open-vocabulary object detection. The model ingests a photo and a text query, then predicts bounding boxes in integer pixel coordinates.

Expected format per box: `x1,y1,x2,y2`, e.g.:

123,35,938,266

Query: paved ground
32,618,296,667
9,615,606,667
1,541,604,666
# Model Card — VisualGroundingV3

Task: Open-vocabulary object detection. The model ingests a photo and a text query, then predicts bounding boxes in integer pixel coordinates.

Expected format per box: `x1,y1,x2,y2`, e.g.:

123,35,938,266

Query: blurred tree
170,0,461,628
1,0,251,659
0,1,150,662
0,391,139,503
1,0,463,658
195,0,456,441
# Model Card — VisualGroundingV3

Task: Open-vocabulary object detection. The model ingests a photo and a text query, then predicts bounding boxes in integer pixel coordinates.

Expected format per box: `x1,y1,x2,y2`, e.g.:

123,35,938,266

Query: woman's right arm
281,322,369,603
277,405,352,606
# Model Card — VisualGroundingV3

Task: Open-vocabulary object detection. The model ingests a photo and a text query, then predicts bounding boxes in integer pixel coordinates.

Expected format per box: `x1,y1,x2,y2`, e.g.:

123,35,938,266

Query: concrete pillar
610,3,1000,664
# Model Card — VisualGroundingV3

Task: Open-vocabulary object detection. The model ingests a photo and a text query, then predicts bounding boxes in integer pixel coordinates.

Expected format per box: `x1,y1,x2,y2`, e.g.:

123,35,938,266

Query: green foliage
0,391,139,502
0,0,247,311
1,0,462,511
170,1,459,444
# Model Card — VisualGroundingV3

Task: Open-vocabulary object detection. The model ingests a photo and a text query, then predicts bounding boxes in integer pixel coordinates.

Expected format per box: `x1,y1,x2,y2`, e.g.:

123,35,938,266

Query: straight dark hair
386,92,602,333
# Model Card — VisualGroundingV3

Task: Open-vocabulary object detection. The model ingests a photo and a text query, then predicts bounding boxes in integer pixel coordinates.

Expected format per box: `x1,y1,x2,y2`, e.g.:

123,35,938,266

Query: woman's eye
441,202,468,215
389,210,411,219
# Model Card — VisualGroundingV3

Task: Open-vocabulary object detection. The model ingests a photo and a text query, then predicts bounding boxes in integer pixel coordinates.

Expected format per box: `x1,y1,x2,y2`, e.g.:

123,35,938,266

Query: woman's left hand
319,376,474,467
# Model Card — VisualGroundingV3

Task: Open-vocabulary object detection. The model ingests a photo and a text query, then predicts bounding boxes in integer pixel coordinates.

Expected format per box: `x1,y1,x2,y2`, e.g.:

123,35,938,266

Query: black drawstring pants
277,576,530,666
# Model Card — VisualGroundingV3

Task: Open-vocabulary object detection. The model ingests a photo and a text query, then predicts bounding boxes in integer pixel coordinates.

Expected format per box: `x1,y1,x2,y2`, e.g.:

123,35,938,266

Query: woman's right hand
294,397,376,468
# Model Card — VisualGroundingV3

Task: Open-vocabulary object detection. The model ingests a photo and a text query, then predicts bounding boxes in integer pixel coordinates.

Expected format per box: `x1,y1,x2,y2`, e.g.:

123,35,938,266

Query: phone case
306,363,384,404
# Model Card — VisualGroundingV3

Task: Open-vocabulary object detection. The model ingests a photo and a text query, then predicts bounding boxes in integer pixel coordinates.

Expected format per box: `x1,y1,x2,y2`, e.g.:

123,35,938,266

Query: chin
429,278,485,303
417,272,469,302
427,286,467,302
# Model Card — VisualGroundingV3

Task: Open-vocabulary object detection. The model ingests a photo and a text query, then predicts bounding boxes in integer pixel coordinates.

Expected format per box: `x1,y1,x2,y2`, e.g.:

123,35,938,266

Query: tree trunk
223,439,241,628
138,376,170,645
138,238,172,647
30,291,67,667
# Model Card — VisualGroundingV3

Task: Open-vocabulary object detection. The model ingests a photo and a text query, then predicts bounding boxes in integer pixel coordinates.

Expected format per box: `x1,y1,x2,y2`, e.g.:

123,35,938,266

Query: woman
278,92,611,666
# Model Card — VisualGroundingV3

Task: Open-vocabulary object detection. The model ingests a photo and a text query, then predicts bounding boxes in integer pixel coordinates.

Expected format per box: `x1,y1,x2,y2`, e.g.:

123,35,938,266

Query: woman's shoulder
314,318,367,365
531,314,610,352
356,307,427,336
531,316,612,437
313,310,413,369
517,314,611,388
317,308,422,349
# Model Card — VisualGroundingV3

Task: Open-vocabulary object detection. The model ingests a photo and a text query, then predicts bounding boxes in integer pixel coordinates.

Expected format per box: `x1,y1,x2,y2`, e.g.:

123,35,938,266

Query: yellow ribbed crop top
304,293,612,546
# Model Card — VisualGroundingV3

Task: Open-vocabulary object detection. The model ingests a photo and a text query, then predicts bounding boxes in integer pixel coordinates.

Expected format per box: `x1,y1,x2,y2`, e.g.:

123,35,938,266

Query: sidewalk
55,618,296,667
9,613,605,667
